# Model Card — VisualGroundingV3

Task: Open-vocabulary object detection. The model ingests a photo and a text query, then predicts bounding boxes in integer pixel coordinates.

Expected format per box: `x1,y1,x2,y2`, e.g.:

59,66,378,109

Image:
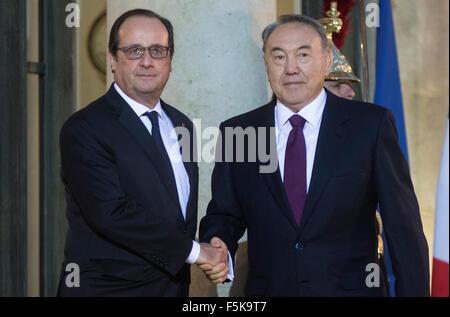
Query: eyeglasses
118,45,171,60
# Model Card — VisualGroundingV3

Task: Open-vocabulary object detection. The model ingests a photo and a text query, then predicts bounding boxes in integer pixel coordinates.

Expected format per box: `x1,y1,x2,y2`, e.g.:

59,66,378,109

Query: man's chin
278,94,306,106
134,85,158,95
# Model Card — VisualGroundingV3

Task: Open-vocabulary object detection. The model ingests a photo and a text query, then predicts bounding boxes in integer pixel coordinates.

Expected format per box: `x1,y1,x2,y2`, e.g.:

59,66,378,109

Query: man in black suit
199,15,429,296
57,9,227,297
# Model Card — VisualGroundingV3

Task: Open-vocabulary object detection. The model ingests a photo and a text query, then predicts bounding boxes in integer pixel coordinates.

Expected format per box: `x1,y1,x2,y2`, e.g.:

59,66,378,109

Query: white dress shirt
275,88,327,191
114,83,200,264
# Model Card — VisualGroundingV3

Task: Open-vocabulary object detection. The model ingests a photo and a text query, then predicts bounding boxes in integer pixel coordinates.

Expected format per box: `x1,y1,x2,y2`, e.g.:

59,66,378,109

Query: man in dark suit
199,15,429,296
57,9,227,297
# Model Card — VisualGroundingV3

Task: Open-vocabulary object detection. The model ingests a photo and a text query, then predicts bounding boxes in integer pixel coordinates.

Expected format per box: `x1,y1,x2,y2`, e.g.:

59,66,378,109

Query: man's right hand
195,237,229,284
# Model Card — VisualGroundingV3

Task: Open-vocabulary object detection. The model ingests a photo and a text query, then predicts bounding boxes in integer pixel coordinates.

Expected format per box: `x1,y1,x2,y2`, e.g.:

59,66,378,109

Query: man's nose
340,84,355,100
139,49,154,67
284,56,300,74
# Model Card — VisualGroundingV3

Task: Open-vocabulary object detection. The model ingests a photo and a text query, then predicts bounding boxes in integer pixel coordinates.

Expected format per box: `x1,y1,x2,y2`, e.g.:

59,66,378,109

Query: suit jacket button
296,243,304,251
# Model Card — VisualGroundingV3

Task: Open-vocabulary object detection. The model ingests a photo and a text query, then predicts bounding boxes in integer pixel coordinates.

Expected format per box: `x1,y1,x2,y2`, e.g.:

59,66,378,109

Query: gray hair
262,14,329,53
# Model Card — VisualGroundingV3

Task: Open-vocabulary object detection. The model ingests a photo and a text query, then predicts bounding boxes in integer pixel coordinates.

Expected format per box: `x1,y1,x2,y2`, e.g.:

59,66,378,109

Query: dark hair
262,14,329,53
109,9,174,59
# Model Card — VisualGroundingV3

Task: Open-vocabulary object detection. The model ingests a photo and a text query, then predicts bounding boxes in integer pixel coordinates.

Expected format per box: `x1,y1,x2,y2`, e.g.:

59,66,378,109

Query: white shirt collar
114,82,163,119
276,88,327,129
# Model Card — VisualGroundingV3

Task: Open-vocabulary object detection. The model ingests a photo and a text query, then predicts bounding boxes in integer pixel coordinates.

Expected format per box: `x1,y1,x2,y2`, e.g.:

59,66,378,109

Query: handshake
195,237,229,284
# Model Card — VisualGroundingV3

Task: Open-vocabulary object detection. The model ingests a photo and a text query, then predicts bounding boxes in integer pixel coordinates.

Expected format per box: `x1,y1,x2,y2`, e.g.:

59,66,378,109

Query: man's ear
108,51,117,73
263,53,269,72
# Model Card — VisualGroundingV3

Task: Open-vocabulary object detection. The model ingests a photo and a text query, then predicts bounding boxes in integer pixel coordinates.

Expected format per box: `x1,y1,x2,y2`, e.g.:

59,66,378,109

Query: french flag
432,119,449,297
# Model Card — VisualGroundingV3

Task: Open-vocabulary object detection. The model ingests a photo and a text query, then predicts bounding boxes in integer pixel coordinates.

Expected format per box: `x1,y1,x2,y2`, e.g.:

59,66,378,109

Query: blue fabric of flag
374,0,410,297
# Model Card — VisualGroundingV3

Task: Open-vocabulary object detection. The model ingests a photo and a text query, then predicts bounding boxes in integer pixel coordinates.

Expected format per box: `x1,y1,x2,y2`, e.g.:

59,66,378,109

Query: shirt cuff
185,240,200,264
226,251,234,281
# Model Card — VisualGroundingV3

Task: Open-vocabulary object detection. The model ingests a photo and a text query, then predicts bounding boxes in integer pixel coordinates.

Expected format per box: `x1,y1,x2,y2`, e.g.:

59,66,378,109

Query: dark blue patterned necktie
143,111,175,179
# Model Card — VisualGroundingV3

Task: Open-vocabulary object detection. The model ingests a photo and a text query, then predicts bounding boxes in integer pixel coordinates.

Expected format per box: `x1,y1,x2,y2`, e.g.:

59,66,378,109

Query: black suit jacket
57,85,198,297
200,90,429,297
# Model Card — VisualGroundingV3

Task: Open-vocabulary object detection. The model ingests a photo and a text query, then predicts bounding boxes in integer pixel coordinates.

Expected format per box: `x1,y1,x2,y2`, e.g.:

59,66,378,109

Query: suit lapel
258,100,300,230
297,91,350,236
106,86,182,214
